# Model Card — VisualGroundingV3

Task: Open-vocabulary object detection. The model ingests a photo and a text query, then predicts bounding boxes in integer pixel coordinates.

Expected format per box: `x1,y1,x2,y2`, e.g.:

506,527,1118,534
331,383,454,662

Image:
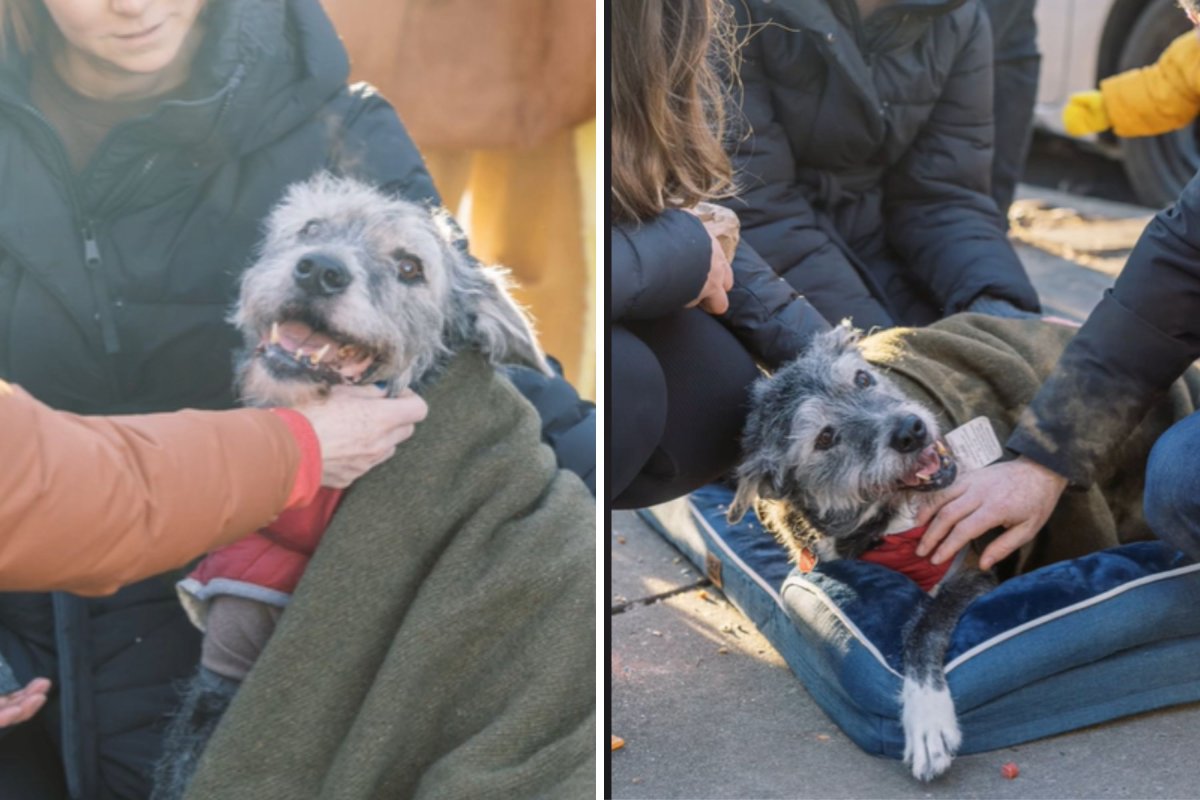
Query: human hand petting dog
915,457,1069,570
0,677,51,728
296,385,428,488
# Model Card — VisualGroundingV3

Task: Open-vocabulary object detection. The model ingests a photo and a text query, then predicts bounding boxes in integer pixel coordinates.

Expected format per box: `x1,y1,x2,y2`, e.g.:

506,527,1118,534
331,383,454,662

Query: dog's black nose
889,414,928,454
294,254,351,297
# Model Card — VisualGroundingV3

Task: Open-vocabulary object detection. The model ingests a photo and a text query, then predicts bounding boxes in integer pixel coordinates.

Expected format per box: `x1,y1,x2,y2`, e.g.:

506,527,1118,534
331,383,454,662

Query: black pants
981,0,1041,219
0,720,69,800
611,311,760,509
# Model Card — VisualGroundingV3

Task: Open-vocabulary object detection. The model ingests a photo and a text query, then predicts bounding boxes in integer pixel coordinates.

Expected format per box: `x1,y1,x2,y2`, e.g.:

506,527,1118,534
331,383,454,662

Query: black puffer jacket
0,1,589,797
1009,169,1200,486
611,210,828,369
725,0,1040,329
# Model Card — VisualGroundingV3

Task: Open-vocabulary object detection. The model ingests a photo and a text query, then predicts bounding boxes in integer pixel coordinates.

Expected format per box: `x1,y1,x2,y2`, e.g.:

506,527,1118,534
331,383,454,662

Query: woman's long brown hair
0,0,46,57
611,0,738,223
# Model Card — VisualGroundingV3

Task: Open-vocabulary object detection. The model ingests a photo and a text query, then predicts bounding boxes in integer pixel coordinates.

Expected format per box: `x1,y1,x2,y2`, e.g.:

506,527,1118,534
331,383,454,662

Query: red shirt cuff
267,408,322,510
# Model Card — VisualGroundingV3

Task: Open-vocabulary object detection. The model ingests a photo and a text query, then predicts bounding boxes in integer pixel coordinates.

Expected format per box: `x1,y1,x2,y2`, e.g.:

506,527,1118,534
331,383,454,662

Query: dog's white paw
901,676,961,782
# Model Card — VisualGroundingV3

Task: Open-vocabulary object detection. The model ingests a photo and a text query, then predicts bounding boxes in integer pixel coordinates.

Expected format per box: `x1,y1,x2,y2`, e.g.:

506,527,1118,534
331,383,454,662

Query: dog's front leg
900,569,996,781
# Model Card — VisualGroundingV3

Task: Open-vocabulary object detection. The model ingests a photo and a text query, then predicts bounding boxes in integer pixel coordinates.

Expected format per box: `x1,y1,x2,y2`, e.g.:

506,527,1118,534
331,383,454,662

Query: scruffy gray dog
730,324,957,559
152,173,547,799
729,323,993,783
732,313,1199,782
236,172,546,404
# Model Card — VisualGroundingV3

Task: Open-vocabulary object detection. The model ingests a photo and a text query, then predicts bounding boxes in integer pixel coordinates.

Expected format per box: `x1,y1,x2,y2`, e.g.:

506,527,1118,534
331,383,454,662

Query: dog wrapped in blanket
730,313,1199,782
153,173,551,799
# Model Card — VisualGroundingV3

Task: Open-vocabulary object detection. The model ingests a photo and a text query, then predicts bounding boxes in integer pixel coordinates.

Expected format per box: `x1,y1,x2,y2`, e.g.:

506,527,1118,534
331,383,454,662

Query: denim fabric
1145,410,1200,560
641,483,1200,757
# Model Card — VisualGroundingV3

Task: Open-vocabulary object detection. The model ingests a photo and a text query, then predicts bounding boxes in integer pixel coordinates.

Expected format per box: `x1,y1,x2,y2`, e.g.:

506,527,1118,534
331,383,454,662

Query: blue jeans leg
1145,411,1200,560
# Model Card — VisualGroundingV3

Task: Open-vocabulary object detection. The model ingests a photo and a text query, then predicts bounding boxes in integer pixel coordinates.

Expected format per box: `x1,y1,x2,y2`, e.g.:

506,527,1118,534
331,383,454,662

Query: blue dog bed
639,484,1200,758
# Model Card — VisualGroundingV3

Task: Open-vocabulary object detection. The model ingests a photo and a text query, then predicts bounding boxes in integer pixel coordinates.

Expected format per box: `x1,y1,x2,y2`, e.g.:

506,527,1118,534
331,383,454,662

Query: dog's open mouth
898,440,957,492
254,318,380,386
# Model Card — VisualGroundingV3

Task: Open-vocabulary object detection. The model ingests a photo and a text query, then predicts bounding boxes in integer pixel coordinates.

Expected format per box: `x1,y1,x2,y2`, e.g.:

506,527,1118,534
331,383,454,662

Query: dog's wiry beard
236,356,334,407
231,308,395,406
733,323,959,563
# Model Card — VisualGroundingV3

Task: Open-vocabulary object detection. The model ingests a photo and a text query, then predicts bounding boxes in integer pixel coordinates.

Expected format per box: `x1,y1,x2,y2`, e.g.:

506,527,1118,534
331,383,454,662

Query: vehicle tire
1117,0,1197,207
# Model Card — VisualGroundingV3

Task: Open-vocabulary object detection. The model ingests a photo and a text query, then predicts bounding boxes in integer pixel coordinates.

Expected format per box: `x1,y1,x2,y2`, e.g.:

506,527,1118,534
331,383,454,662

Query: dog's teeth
270,322,280,345
295,347,305,361
314,344,331,363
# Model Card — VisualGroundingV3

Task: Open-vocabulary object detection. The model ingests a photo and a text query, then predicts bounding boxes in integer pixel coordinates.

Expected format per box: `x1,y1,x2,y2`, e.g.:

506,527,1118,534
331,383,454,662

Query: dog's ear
445,245,551,373
727,477,759,524
728,451,782,524
815,319,863,356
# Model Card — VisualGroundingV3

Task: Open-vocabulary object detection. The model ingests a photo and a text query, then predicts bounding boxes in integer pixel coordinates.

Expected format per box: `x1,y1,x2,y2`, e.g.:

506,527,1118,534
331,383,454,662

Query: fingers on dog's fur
735,319,999,782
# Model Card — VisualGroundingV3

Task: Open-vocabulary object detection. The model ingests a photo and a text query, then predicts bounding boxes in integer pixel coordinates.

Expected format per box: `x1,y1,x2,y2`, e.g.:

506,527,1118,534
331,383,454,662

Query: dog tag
945,417,1003,472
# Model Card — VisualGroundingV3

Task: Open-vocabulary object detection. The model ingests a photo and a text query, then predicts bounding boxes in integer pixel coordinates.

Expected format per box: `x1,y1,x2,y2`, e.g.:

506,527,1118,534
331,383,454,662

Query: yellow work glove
1062,90,1111,136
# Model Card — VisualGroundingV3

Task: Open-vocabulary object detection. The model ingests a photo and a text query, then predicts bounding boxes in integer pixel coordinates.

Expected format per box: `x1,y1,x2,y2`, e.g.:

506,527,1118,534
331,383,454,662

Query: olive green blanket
184,353,596,799
859,314,1199,573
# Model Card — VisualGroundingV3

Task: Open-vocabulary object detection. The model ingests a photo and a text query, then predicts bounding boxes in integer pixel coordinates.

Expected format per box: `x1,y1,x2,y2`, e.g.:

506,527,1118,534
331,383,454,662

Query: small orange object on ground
1001,762,1020,779
611,734,626,751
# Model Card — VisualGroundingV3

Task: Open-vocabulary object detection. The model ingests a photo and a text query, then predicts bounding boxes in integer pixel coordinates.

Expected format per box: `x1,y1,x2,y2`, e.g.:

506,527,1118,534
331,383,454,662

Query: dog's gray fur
731,323,992,782
235,172,547,407
152,667,239,800
154,173,547,800
730,323,948,560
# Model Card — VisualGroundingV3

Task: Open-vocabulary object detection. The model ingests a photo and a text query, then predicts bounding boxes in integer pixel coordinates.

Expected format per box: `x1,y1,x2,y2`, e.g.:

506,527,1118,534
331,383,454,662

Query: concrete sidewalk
609,186,1200,799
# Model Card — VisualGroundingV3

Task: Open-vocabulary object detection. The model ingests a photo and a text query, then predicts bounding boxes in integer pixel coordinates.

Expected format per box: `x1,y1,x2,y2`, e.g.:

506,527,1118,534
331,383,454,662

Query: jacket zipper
0,96,125,358
81,222,120,354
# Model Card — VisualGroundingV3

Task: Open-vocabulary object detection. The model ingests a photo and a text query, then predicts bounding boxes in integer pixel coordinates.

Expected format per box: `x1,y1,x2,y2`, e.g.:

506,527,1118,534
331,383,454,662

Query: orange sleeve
0,380,304,596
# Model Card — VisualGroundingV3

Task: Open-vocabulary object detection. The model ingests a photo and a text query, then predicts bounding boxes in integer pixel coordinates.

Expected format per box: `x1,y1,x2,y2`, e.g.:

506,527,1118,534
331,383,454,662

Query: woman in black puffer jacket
611,0,829,510
0,1,592,797
725,0,1042,330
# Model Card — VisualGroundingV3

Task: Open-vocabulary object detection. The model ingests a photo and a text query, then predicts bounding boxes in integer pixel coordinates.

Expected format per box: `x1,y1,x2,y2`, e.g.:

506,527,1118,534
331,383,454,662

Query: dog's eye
300,219,322,238
814,427,838,451
854,369,874,389
391,249,425,282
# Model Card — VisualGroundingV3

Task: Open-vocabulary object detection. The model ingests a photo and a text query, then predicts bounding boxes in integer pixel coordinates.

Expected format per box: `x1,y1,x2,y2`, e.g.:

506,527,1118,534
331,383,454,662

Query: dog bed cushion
639,484,1200,758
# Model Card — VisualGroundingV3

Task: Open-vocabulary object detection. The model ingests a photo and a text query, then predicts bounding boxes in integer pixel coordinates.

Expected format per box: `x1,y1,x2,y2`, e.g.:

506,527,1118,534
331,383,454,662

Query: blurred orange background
320,0,597,400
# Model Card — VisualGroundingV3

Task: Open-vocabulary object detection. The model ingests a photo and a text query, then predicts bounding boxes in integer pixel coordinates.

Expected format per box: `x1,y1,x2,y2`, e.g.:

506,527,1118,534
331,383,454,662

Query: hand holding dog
683,207,735,316
915,457,1069,570
0,677,50,729
297,386,429,488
